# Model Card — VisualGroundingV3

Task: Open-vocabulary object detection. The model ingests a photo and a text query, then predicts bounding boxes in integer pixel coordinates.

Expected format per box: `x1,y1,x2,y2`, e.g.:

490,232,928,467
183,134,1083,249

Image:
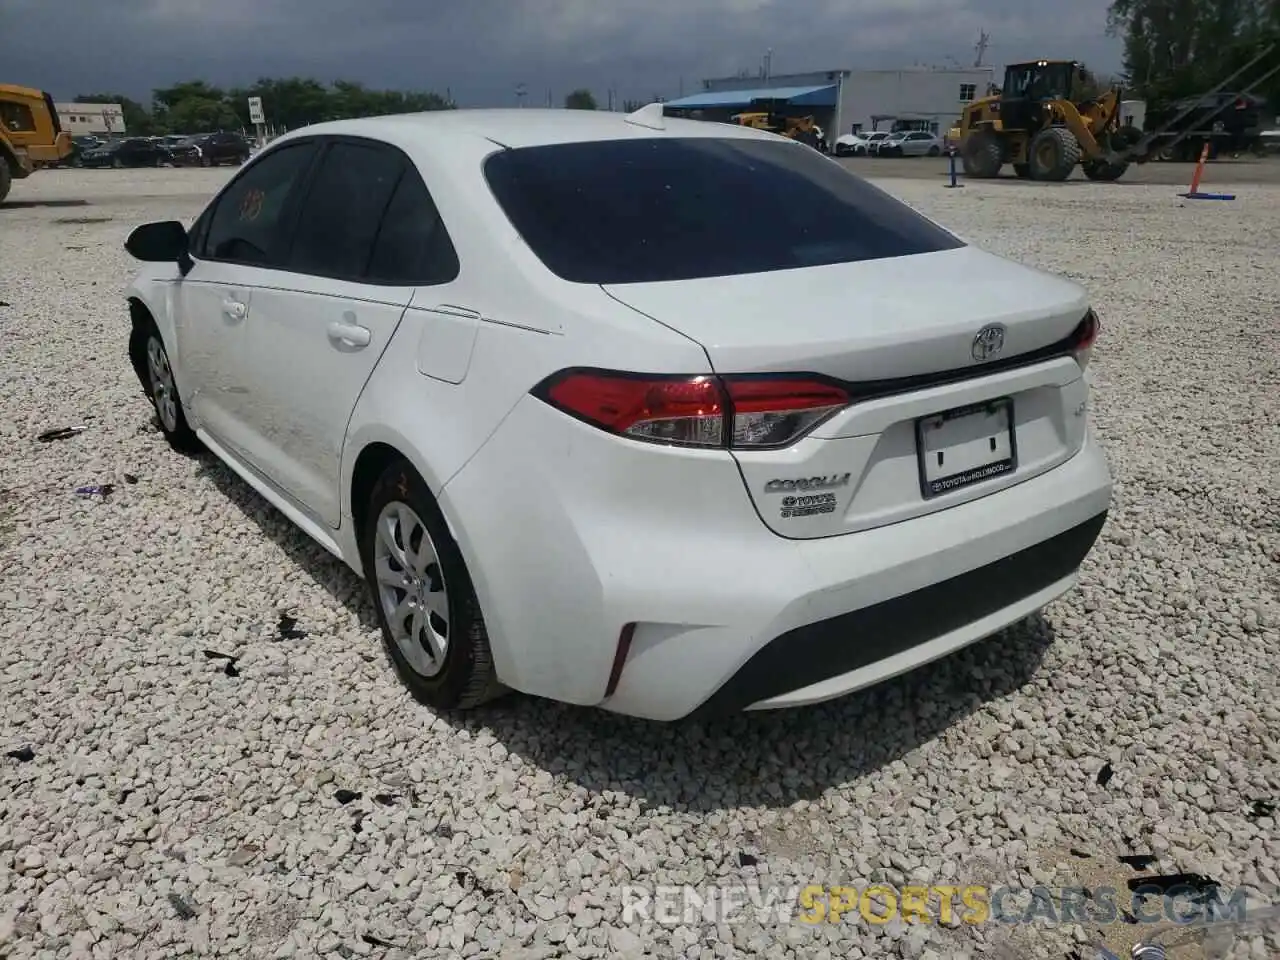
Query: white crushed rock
1,167,1277,960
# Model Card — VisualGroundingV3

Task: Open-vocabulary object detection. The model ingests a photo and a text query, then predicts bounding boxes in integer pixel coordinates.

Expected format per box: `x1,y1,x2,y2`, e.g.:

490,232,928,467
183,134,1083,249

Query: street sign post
247,97,265,148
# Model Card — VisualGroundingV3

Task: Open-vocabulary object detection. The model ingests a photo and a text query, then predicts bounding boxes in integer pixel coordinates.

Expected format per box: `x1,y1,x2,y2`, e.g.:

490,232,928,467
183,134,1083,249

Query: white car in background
122,104,1112,722
876,131,946,157
834,130,890,156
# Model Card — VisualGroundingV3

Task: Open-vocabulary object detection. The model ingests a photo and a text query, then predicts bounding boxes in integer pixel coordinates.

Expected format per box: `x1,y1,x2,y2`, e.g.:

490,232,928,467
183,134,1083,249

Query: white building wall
54,103,126,136
835,69,994,136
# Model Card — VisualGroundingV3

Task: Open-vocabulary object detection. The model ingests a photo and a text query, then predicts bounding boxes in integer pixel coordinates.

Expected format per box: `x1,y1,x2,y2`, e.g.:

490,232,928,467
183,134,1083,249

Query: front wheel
961,131,1003,178
138,328,201,454
928,145,940,157
361,462,505,712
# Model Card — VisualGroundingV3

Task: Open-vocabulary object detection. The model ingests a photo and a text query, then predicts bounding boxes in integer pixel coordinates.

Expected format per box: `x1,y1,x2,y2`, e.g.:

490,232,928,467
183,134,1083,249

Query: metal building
663,67,995,139
54,102,126,136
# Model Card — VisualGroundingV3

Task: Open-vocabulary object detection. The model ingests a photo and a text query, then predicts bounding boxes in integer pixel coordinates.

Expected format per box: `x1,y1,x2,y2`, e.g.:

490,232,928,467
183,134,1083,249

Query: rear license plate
916,398,1017,500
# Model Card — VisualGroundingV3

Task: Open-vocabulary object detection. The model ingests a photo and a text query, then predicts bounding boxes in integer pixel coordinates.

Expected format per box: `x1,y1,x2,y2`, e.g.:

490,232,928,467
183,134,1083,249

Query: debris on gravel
1,168,1277,959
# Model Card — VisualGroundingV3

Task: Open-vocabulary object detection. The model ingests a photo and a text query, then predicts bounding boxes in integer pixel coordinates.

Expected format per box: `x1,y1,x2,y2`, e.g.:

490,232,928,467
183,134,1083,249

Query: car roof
271,107,783,151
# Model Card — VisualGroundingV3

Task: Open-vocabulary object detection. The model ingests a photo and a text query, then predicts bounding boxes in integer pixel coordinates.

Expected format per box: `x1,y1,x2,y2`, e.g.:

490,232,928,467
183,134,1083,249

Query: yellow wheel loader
0,85,74,203
957,60,1140,182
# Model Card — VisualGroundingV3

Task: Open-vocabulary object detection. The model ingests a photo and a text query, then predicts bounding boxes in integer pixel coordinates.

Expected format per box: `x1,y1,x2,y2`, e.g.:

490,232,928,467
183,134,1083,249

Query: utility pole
515,82,527,108
764,48,773,81
974,30,990,68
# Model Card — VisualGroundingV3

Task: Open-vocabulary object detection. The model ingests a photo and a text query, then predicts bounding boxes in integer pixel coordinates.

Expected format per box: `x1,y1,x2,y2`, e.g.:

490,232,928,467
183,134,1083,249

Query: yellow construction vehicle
957,60,1139,181
730,111,823,148
0,84,74,203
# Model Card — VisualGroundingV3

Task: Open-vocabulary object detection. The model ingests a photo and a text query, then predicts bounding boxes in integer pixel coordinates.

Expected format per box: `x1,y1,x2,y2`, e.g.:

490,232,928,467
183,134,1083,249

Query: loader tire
1082,160,1128,182
0,161,11,205
961,131,1002,178
1028,127,1080,181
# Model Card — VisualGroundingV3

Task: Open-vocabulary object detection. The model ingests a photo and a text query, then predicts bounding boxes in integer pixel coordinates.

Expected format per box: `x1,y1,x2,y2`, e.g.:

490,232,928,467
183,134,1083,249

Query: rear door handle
327,321,371,349
221,298,247,320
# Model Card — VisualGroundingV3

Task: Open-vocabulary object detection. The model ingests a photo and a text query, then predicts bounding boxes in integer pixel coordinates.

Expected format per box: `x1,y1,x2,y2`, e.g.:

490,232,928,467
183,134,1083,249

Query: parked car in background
833,131,884,156
166,136,208,167
174,132,251,167
877,131,945,157
122,106,1111,721
80,137,173,168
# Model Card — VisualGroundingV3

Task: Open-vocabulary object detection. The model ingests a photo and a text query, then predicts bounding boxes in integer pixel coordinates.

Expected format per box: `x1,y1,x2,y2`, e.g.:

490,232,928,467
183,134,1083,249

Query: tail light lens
536,370,849,449
1071,308,1100,370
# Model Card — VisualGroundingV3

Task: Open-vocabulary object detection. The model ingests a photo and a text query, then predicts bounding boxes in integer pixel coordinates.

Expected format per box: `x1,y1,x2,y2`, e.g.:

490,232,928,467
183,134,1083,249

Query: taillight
535,369,849,449
1071,309,1100,369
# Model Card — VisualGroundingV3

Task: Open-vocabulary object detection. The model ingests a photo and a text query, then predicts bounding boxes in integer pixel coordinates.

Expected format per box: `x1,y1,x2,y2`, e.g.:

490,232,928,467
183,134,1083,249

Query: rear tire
961,131,1003,178
0,162,10,204
360,462,505,712
928,145,940,157
1028,127,1080,181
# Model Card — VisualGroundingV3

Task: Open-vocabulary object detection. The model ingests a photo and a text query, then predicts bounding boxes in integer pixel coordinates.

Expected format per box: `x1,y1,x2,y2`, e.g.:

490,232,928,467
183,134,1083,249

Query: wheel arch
344,437,515,683
127,296,157,395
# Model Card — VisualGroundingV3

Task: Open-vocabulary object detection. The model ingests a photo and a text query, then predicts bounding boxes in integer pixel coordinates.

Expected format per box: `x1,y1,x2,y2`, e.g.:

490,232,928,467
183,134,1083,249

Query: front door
178,138,321,460
171,261,253,448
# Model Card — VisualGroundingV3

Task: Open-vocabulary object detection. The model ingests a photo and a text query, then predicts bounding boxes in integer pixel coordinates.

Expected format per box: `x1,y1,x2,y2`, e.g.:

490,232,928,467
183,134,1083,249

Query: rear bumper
694,511,1104,716
441,395,1113,721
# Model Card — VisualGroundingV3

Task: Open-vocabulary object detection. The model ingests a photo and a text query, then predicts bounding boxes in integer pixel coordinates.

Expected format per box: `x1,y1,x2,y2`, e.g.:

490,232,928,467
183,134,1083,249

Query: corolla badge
971,323,1007,362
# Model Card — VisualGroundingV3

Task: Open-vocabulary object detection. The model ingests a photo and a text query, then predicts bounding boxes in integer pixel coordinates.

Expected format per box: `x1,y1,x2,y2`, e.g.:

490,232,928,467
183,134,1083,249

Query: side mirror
125,220,192,274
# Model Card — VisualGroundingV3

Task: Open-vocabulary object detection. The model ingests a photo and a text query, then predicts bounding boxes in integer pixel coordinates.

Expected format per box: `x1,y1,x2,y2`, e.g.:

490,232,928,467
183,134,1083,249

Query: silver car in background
876,131,945,157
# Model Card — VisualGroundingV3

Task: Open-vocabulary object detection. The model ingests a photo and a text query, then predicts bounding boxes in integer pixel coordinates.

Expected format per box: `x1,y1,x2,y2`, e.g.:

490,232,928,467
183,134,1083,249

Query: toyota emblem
972,324,1006,362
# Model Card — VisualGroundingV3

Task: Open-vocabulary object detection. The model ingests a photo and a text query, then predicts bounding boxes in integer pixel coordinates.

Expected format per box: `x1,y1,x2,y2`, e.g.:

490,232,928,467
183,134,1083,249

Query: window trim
193,138,324,269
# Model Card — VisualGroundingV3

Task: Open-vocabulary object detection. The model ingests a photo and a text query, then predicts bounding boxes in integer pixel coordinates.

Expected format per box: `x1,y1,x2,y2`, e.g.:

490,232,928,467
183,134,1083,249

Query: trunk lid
602,245,1089,382
604,246,1094,539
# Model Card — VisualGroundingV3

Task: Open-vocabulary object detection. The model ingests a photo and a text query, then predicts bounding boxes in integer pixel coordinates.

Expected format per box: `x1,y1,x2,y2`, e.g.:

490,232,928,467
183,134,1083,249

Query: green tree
73,94,154,135
564,89,598,110
1107,0,1280,103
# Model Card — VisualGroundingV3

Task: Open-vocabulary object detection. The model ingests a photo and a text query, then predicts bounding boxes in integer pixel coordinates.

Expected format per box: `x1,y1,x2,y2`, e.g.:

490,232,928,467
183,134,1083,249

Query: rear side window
287,141,403,280
202,142,317,267
484,137,964,284
365,167,459,285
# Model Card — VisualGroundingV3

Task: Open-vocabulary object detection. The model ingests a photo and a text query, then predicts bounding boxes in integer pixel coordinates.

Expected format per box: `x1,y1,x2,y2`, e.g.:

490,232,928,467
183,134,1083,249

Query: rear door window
200,141,318,267
484,137,963,284
365,167,460,286
286,140,404,281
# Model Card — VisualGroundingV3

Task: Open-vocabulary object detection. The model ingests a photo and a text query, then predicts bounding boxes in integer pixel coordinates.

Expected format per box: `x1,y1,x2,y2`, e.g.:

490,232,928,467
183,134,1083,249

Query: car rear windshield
483,137,964,284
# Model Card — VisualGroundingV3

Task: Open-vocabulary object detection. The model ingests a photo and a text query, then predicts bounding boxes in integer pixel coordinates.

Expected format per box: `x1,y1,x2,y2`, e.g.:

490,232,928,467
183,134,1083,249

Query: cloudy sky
2,0,1122,107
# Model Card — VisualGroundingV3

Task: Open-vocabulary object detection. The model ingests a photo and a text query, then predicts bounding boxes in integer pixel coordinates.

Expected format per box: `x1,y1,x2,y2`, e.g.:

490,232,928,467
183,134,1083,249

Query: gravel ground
2,168,1278,960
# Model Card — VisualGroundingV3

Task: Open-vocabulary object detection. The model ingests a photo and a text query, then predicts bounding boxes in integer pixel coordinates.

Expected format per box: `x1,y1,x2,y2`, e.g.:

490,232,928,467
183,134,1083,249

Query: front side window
484,137,964,285
287,141,404,280
201,142,317,267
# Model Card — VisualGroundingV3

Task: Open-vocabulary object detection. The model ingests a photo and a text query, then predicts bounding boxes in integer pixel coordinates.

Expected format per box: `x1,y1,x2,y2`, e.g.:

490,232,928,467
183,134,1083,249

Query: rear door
237,137,439,527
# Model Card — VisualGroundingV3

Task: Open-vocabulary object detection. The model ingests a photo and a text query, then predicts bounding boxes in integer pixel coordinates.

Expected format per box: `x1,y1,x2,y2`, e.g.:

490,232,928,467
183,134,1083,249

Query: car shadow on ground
195,450,1055,813
0,199,91,210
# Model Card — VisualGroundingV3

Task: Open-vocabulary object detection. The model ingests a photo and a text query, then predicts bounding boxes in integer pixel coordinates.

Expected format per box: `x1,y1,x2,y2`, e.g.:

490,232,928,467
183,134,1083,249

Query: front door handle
327,321,371,349
221,299,247,320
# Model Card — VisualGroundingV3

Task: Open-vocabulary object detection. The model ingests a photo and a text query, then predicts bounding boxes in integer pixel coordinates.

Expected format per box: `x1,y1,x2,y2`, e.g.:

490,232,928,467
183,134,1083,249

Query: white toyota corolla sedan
123,104,1112,721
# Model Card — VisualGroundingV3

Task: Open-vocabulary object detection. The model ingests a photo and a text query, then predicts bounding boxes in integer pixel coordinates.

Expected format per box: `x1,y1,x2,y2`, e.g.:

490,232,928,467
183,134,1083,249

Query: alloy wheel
146,336,179,432
373,501,450,678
